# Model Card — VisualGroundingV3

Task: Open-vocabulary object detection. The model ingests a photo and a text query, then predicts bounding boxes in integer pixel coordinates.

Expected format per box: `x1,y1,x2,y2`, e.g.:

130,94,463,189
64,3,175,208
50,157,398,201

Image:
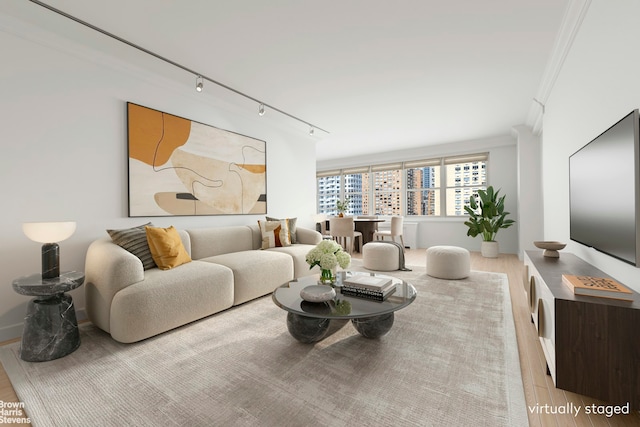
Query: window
371,164,402,215
316,153,487,217
405,159,441,216
444,154,487,216
343,168,369,216
317,171,340,215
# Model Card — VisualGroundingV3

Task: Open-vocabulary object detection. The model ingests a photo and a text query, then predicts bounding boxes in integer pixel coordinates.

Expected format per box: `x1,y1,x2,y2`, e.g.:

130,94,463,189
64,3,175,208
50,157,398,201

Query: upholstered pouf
426,246,470,279
363,242,400,271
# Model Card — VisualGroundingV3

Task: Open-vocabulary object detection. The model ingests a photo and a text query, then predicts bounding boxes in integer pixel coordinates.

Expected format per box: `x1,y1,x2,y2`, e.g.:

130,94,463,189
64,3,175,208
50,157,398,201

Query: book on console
561,274,634,301
343,275,393,291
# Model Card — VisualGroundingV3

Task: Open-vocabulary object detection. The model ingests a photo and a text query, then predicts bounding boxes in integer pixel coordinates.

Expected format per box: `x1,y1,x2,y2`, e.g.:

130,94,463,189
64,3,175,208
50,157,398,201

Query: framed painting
126,102,266,216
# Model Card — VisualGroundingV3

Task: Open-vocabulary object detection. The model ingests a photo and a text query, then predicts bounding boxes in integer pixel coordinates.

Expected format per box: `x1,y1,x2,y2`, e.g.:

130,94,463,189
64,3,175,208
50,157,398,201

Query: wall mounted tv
569,109,640,266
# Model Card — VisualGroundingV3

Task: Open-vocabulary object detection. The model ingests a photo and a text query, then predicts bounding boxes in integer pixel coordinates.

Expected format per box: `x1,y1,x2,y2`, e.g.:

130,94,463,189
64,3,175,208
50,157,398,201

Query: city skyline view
317,160,486,217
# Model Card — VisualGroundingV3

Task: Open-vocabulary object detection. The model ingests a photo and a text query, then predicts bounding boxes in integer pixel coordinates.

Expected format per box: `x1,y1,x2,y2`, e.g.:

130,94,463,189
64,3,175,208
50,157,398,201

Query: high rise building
446,162,486,215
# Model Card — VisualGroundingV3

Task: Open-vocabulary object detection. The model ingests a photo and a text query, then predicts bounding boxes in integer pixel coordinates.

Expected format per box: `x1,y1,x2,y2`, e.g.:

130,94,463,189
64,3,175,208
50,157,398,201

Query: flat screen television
569,109,640,266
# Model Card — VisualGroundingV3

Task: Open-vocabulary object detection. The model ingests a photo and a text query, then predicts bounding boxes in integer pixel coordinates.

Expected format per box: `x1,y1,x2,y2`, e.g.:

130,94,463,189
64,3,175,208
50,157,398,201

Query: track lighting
29,1,330,135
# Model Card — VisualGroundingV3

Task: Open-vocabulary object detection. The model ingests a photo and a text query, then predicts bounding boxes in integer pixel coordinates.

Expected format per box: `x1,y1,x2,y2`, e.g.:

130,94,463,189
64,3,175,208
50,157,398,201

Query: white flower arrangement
306,240,351,282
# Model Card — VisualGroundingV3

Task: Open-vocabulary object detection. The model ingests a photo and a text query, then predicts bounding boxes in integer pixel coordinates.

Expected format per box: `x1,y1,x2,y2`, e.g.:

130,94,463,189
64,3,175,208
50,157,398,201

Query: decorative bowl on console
534,241,567,258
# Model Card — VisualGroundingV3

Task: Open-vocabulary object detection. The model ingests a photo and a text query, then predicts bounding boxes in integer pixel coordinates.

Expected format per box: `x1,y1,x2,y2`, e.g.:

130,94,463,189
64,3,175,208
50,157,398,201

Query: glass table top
272,271,417,319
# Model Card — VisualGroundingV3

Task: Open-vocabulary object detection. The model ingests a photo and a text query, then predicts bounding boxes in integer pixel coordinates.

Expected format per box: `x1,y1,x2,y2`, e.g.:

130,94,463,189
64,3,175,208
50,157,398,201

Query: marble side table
12,271,84,362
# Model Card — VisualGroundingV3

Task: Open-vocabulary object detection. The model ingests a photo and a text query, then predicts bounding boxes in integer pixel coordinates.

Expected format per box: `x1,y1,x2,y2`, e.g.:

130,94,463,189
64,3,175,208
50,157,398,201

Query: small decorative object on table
305,239,351,285
534,241,566,258
300,285,336,302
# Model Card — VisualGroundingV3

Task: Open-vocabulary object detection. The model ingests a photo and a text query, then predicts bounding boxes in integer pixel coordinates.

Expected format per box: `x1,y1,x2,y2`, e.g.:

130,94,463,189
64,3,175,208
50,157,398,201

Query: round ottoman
363,242,400,271
426,246,470,279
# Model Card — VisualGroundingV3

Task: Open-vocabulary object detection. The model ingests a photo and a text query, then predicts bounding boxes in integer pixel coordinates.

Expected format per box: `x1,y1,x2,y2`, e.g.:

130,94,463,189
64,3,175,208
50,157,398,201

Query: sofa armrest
84,237,146,332
296,227,322,245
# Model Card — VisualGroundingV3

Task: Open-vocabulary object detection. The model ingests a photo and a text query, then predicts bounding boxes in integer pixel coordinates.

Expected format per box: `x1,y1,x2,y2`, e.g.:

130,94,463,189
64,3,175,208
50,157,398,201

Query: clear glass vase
319,269,335,285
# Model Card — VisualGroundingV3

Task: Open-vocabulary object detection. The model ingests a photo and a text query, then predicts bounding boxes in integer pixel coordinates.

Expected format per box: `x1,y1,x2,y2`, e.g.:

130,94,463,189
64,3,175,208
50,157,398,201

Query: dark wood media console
524,251,640,409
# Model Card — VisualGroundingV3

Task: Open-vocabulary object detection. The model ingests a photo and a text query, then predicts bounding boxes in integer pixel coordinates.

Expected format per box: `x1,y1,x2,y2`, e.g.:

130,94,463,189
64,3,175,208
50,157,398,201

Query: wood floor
1,249,639,426
393,249,640,427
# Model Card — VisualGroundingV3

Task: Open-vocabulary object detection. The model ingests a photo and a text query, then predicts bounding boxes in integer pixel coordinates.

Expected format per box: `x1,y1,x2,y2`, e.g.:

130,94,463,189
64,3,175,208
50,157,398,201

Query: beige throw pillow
266,216,297,243
258,220,291,249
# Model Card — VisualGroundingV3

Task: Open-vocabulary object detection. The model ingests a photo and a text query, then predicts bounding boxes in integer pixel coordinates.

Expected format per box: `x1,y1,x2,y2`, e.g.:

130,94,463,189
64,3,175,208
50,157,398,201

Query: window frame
316,153,488,217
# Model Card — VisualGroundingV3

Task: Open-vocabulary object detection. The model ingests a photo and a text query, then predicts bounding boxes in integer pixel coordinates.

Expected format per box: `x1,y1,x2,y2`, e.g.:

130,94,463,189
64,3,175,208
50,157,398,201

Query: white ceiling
23,0,569,161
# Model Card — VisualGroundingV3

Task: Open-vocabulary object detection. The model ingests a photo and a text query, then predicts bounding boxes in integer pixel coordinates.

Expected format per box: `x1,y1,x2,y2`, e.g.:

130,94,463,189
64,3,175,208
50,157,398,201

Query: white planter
481,241,499,258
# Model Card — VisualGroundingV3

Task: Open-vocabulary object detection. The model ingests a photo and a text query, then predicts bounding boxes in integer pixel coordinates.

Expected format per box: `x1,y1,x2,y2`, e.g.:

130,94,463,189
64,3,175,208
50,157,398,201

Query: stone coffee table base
273,271,416,344
286,312,394,343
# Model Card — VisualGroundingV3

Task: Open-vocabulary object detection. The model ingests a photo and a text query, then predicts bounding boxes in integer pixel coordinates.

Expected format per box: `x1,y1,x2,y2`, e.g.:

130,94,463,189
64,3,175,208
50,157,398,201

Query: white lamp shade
22,221,76,243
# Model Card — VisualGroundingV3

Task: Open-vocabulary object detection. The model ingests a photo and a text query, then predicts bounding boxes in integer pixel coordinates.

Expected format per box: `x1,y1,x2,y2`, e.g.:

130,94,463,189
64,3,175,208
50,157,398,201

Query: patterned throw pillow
266,216,297,243
144,225,192,270
258,220,291,249
107,223,156,270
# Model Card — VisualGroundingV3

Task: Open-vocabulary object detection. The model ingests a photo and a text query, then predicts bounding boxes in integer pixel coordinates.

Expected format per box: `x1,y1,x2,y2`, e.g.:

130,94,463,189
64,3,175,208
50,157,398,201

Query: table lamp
22,221,76,279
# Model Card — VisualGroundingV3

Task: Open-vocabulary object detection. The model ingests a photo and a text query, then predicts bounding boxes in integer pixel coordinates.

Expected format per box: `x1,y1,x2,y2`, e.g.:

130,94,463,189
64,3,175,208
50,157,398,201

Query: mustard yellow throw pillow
145,225,192,270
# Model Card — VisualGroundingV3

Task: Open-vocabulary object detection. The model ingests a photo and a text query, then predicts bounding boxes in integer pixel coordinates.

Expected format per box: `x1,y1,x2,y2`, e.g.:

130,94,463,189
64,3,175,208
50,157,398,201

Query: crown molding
525,0,592,135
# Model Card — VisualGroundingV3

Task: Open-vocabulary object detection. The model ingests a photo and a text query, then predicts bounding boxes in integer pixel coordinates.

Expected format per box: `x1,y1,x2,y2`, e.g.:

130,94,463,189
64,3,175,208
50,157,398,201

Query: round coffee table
272,271,416,343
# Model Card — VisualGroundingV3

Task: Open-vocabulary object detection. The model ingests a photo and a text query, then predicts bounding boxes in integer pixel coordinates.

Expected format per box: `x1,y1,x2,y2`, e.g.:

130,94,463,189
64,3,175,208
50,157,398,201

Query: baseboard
0,323,24,344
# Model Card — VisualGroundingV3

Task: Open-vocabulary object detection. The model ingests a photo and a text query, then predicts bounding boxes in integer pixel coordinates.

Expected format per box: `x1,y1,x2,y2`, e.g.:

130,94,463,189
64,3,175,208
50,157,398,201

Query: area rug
0,264,527,427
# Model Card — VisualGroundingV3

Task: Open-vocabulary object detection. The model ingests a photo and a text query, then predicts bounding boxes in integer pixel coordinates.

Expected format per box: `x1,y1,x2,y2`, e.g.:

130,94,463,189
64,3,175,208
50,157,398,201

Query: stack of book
561,274,634,301
341,275,396,301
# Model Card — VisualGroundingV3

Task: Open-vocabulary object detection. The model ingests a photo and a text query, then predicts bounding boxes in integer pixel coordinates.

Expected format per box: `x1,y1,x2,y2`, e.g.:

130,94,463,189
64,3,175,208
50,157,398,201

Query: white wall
0,6,317,340
514,125,544,258
541,0,640,292
317,135,519,254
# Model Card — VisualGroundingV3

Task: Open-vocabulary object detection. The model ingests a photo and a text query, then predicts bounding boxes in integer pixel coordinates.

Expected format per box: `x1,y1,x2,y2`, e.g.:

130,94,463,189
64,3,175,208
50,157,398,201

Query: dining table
354,218,386,246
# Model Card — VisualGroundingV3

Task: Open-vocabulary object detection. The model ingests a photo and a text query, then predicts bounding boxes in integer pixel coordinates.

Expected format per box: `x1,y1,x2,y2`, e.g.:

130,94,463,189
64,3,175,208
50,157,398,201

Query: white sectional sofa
84,224,321,343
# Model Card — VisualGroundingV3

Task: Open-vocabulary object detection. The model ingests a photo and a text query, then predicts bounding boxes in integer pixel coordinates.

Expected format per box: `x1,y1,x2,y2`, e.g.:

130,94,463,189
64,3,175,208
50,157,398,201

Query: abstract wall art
127,102,266,216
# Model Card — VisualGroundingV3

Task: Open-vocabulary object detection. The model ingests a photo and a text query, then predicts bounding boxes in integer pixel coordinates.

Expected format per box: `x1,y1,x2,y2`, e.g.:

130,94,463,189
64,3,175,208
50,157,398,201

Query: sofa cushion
107,222,156,270
267,244,320,278
109,261,234,343
266,216,298,243
258,219,291,249
187,226,254,260
201,250,293,305
145,225,192,270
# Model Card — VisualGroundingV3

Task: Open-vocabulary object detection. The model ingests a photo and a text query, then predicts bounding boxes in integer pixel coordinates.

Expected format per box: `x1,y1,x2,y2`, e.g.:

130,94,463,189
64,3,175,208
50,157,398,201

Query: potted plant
336,197,350,217
463,186,515,257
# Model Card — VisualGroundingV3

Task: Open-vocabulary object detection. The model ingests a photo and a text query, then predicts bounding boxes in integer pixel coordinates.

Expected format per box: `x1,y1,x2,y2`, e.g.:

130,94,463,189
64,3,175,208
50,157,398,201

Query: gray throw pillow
107,223,156,270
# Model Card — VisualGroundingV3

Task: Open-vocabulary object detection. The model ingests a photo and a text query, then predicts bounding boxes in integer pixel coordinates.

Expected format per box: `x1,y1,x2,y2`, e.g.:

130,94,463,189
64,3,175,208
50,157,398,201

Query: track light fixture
258,103,265,116
309,127,315,136
29,0,329,135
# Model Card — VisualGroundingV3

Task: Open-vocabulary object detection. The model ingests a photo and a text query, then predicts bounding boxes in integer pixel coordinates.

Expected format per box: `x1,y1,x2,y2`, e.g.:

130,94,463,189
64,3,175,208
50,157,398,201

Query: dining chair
373,215,405,248
314,214,332,239
329,217,363,254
